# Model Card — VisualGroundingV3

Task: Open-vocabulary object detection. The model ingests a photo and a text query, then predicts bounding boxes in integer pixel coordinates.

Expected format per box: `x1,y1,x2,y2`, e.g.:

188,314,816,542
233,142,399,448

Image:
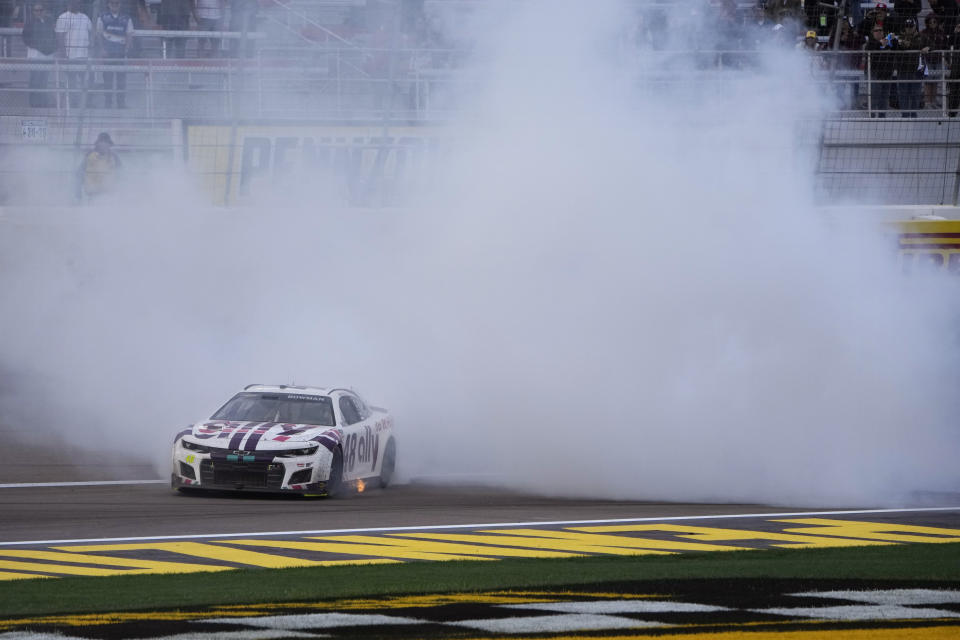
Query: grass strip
2,542,959,618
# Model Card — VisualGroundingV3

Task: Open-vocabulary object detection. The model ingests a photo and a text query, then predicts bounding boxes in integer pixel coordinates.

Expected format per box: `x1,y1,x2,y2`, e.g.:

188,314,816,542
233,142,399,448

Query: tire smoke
0,1,957,505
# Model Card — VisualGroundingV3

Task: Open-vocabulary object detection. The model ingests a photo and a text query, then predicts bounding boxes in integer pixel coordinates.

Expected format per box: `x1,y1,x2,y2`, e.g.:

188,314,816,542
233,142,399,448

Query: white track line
0,479,166,488
0,506,957,547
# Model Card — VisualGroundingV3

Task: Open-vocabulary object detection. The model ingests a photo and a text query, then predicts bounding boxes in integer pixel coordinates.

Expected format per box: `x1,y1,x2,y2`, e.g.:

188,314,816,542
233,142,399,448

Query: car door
338,394,379,480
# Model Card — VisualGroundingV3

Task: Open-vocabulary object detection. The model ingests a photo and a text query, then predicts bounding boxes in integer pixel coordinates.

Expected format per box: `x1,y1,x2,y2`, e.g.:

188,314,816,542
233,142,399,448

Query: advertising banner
184,123,446,205
892,219,960,274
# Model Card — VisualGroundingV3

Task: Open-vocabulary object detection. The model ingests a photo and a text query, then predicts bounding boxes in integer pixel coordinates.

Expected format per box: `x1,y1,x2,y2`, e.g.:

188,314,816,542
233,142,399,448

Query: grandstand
0,0,956,206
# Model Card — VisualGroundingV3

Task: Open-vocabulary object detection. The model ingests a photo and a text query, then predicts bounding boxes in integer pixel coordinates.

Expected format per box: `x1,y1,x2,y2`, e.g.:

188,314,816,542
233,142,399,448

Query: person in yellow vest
79,132,122,201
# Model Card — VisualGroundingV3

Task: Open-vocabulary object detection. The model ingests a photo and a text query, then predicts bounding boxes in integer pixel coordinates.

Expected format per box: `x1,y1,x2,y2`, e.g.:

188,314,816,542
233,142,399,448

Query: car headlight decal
181,440,212,454
278,446,319,457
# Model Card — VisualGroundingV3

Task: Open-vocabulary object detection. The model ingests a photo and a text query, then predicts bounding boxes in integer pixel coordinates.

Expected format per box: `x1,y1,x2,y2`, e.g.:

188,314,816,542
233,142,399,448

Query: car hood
185,421,341,452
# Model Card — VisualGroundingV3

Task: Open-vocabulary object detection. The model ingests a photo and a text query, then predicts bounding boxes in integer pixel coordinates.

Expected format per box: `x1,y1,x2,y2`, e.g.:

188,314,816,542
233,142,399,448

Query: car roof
242,384,336,397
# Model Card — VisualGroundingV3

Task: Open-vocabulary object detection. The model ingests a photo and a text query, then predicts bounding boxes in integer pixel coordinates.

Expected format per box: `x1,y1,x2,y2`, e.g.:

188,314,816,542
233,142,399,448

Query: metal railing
0,26,267,56
0,46,465,122
0,47,958,207
3,48,956,121
262,0,361,48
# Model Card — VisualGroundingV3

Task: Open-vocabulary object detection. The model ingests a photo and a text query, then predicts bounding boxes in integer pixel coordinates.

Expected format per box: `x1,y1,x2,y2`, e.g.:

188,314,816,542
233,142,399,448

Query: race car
171,385,396,496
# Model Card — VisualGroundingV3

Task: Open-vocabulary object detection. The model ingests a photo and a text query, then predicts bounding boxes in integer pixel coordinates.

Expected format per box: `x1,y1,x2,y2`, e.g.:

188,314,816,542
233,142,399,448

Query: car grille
199,459,285,489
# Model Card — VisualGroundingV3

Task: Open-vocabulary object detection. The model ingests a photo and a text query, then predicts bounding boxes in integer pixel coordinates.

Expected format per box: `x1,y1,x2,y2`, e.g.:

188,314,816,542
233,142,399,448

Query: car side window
339,396,361,425
353,396,370,420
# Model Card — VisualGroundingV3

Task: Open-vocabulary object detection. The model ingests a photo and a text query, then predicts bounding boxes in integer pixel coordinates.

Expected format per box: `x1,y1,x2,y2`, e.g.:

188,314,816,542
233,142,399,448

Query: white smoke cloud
377,0,960,506
0,0,957,506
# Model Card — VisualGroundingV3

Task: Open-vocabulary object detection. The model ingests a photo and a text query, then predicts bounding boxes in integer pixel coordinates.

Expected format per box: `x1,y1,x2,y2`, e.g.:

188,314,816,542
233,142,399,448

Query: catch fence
0,47,959,206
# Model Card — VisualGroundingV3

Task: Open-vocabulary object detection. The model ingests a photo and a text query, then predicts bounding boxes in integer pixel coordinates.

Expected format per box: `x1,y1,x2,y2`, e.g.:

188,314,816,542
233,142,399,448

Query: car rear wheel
326,447,344,498
379,438,396,488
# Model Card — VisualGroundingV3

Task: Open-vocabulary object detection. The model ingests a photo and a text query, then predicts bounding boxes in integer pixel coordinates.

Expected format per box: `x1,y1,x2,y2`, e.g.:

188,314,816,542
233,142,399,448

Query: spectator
56,0,93,108
895,17,928,117
859,3,890,41
158,0,192,58
229,0,259,57
890,0,922,34
22,2,58,107
864,21,898,117
96,0,132,107
835,16,865,49
194,0,223,57
923,13,947,110
79,132,121,201
930,0,959,34
746,5,776,49
800,28,831,75
833,18,865,110
798,29,819,50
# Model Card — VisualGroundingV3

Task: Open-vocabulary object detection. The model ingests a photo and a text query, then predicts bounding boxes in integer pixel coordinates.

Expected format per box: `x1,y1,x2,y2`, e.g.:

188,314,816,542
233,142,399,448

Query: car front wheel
325,447,344,498
379,438,396,488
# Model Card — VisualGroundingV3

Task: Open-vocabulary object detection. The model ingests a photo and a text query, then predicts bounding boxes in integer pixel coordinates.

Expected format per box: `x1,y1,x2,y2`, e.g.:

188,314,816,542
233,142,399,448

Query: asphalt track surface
2,479,960,545
0,481,826,543
2,432,959,545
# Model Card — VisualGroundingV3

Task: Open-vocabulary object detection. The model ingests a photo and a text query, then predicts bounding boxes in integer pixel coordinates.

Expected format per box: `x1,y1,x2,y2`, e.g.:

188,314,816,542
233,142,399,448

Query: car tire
326,447,345,498
379,438,396,488
171,473,190,494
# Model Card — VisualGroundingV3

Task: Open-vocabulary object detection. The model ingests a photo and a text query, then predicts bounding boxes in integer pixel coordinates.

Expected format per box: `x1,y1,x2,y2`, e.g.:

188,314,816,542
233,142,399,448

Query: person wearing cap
78,132,122,201
864,19,898,117
890,0,921,34
895,17,929,117
858,3,888,41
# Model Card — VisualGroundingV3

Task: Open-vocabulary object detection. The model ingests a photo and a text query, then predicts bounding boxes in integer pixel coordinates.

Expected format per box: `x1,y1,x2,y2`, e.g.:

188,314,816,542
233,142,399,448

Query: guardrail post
257,53,264,117
146,59,154,119
54,59,61,113
953,127,960,206
945,51,953,118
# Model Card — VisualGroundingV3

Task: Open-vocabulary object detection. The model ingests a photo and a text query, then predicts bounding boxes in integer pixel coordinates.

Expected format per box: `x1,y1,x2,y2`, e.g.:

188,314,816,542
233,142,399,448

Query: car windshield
211,393,335,426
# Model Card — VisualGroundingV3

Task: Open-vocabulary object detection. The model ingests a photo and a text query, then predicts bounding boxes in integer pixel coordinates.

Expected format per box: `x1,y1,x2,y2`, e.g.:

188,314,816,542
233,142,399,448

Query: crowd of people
16,0,261,107
626,1,960,116
806,2,960,116
16,1,960,115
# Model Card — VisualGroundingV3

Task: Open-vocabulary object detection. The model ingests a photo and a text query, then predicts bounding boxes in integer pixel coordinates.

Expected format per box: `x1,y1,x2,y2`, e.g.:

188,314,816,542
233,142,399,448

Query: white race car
171,385,396,496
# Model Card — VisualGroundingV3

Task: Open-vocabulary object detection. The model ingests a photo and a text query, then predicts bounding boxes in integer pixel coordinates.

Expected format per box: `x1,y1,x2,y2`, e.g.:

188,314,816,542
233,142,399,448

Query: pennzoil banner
184,123,446,206
892,219,960,274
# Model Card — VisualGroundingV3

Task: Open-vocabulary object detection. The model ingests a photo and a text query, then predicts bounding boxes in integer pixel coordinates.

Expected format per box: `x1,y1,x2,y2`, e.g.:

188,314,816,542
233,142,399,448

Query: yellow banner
890,219,960,274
